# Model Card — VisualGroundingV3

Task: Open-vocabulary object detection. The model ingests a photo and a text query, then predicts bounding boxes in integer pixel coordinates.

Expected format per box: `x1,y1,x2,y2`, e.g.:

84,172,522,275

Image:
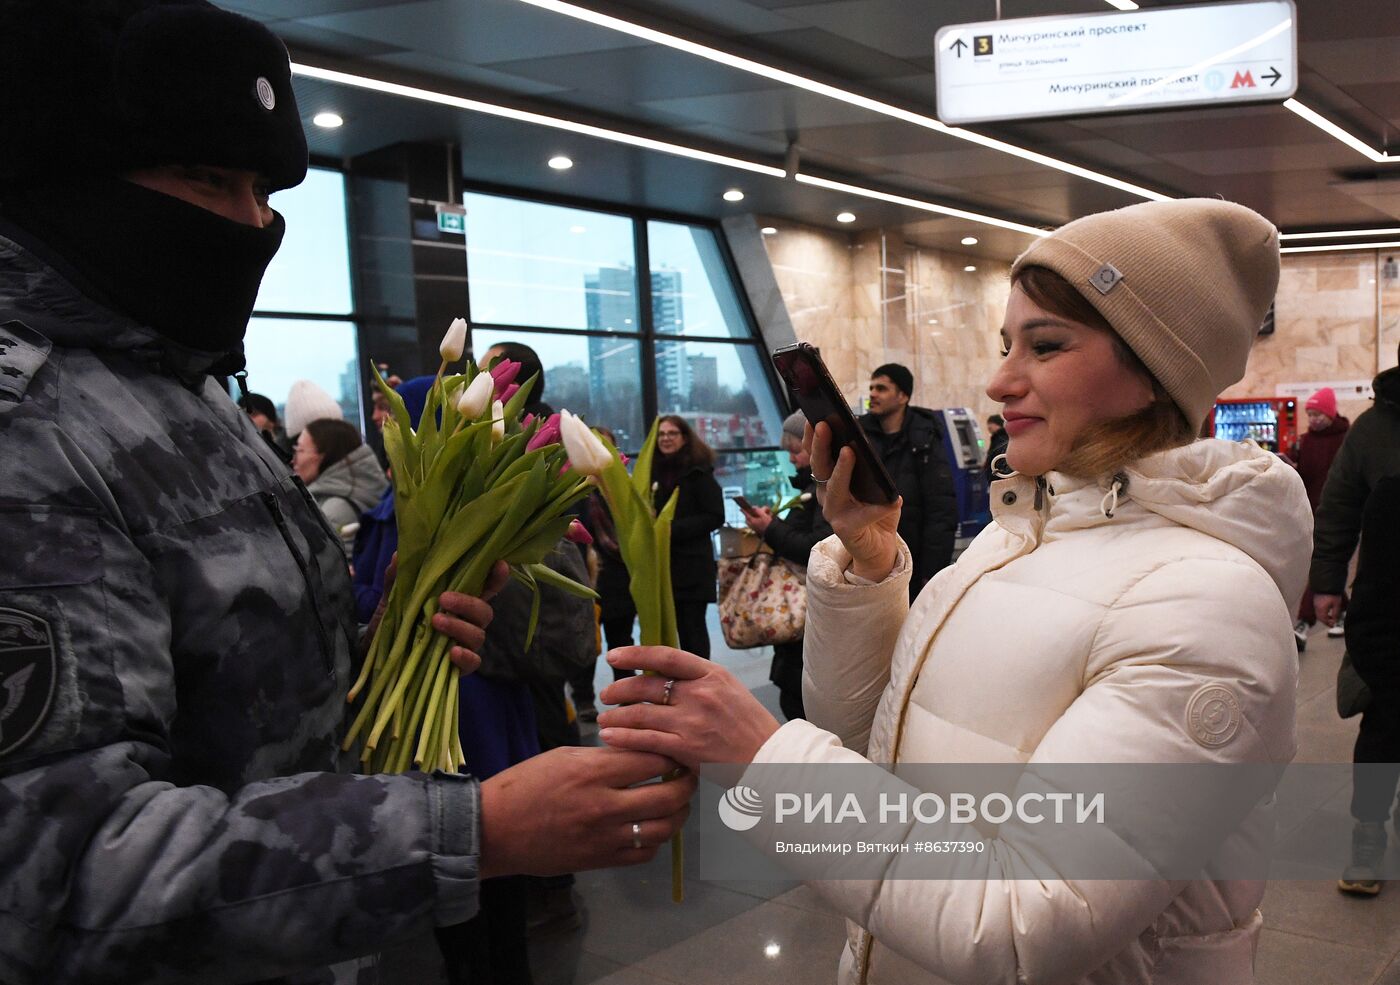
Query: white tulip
491,400,506,443
456,371,494,420
559,410,612,476
439,317,468,363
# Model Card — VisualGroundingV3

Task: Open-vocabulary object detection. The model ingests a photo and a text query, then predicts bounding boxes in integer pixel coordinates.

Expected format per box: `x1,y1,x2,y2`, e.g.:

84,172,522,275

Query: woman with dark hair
653,414,725,660
294,418,387,555
598,200,1311,984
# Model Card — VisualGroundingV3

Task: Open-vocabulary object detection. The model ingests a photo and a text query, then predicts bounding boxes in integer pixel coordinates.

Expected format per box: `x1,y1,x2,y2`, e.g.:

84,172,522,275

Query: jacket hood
0,228,231,377
309,444,386,514
1117,440,1312,605
1373,365,1400,412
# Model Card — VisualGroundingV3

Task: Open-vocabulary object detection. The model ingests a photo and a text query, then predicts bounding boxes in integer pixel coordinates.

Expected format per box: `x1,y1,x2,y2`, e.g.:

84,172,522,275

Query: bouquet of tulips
344,319,597,775
558,413,686,902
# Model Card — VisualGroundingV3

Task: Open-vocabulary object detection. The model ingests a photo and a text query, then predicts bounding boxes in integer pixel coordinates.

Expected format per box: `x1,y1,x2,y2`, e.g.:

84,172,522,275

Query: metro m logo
1230,70,1256,88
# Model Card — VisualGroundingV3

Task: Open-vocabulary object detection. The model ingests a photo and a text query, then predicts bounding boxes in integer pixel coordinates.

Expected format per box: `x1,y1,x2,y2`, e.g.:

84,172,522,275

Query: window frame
458,178,790,455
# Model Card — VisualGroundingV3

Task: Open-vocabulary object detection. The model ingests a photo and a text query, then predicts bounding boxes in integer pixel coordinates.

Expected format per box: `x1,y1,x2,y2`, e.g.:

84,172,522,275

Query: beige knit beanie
283,379,344,437
1010,198,1279,431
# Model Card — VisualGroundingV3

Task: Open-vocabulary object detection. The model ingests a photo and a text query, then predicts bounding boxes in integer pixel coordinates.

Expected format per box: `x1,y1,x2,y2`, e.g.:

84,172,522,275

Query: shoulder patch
0,320,52,404
0,607,57,757
1186,683,1242,748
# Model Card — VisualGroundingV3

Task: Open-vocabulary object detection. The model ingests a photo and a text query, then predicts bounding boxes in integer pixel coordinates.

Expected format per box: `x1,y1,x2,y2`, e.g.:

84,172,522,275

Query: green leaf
525,561,600,600
631,417,662,507
513,565,542,651
502,370,539,424
654,489,680,649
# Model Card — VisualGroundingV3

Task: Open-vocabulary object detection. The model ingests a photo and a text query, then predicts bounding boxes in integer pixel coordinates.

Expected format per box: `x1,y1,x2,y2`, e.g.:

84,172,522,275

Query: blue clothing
351,485,398,623
458,676,541,779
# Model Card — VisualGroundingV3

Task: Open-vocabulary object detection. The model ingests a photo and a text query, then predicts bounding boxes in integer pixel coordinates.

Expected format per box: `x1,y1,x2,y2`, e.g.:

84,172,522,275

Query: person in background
480,340,549,416
983,412,1008,484
282,376,343,442
599,197,1308,985
1287,387,1349,650
351,375,430,623
1310,345,1400,642
237,390,291,460
293,418,387,556
654,415,725,659
859,362,958,599
0,3,692,982
573,425,625,724
1337,473,1400,896
741,410,831,721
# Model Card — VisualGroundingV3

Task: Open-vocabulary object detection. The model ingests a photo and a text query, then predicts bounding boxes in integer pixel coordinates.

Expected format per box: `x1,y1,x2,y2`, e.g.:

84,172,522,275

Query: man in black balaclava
0,4,691,984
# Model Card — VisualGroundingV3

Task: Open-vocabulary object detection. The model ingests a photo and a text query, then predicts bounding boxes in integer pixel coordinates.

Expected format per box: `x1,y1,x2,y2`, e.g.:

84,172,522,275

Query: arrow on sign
951,37,968,58
1262,66,1282,87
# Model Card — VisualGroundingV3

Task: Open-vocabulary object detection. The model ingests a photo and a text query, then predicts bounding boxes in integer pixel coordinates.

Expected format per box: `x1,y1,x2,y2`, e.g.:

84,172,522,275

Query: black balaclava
0,0,308,360
0,179,285,355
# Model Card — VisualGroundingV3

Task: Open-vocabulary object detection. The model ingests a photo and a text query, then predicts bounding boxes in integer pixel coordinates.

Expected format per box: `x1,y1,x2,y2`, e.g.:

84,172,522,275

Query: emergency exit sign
436,207,466,235
935,0,1297,125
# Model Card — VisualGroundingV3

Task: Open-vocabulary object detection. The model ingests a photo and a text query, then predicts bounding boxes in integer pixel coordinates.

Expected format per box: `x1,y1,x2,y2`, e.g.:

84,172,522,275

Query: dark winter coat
656,461,725,603
761,469,834,568
0,231,479,985
859,405,958,595
1291,415,1349,511
1345,474,1400,696
1310,368,1400,594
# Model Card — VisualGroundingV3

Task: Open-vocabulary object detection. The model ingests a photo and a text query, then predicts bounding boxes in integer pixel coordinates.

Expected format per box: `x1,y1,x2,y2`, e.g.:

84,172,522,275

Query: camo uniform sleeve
0,357,480,984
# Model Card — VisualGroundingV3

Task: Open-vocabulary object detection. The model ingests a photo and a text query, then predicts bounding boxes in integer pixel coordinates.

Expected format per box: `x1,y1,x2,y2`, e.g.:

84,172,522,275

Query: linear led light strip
1281,227,1400,241
291,62,1047,237
512,0,1169,202
1281,240,1400,254
1283,99,1392,163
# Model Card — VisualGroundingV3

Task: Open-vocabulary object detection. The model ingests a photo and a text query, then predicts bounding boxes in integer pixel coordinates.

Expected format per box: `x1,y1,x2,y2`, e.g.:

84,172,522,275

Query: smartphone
731,494,756,514
770,342,898,505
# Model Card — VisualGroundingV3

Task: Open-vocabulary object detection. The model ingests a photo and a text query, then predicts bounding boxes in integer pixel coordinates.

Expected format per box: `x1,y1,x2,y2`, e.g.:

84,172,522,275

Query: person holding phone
597,199,1310,984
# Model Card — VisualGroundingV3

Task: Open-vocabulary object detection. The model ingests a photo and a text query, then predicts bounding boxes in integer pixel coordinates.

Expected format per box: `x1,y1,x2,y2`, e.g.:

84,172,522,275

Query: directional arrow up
952,37,968,58
1262,66,1282,87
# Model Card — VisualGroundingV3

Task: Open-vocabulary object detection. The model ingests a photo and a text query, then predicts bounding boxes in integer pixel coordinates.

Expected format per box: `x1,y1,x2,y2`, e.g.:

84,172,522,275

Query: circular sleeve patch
1186,684,1242,748
0,608,57,757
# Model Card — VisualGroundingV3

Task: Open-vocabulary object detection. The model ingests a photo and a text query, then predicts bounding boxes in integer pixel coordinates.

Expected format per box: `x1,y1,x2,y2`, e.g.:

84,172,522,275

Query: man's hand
1315,593,1345,628
478,747,695,879
365,556,511,674
744,506,775,536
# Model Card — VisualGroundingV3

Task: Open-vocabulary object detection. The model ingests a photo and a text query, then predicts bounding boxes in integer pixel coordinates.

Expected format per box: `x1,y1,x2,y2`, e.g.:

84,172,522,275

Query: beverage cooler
1207,397,1298,454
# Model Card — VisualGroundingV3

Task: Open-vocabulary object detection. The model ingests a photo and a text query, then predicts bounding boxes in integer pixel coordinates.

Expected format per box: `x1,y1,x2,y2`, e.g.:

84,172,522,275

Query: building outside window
463,190,792,516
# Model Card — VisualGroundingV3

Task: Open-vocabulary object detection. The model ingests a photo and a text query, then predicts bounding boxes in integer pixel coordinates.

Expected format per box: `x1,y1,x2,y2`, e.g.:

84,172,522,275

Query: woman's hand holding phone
806,421,902,583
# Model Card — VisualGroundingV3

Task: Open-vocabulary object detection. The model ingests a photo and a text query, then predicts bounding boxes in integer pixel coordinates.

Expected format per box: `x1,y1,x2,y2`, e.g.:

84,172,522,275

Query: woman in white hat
597,198,1312,984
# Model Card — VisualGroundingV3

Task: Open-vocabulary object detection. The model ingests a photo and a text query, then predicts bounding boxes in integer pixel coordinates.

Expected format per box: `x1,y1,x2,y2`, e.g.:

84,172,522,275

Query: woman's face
657,421,686,456
292,431,324,484
986,286,1155,476
786,438,811,470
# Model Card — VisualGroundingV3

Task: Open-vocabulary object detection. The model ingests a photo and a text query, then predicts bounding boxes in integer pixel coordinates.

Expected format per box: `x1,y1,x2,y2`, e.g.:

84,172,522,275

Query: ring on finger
661,678,676,706
631,822,643,850
812,475,829,484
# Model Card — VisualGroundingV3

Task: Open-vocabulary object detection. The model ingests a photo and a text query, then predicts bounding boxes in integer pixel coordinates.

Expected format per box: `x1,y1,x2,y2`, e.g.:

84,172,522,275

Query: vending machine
936,408,991,547
1207,397,1299,454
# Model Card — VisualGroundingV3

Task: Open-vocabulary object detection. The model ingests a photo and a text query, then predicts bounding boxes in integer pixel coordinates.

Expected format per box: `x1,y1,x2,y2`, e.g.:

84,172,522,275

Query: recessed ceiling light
836,212,856,223
961,236,979,246
723,188,745,202
764,943,781,959
569,225,586,234
964,265,977,272
760,226,778,235
548,155,573,170
312,111,343,128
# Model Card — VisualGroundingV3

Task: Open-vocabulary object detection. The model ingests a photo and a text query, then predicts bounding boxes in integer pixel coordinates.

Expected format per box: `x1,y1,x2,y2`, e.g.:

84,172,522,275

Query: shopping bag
717,551,806,649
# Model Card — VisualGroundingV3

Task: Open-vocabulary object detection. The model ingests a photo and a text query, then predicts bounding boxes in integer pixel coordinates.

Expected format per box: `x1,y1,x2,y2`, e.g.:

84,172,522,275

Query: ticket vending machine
936,408,991,550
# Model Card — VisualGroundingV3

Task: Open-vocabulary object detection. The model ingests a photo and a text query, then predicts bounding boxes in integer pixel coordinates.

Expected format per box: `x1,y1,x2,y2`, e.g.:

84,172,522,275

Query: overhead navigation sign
935,0,1297,125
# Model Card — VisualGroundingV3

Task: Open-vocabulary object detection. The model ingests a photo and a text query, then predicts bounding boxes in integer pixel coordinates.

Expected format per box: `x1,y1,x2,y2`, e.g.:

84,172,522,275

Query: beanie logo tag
1089,263,1123,295
255,78,276,111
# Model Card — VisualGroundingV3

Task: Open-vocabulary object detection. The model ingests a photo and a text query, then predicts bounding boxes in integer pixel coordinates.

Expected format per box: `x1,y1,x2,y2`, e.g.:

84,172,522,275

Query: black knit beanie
0,0,307,191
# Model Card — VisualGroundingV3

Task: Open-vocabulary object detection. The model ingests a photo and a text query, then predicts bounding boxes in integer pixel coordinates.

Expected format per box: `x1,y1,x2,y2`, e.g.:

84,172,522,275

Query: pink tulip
490,358,521,386
565,518,594,545
500,383,520,404
526,413,562,451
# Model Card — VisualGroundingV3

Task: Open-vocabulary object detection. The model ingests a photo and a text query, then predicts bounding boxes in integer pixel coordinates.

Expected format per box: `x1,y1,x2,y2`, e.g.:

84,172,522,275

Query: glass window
469,328,646,452
654,340,784,449
243,318,363,427
647,221,753,339
464,193,638,332
257,168,353,315
714,450,798,526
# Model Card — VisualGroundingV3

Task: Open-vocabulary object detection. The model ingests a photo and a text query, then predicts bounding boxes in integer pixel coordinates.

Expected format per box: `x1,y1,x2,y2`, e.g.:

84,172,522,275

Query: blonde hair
1014,265,1196,481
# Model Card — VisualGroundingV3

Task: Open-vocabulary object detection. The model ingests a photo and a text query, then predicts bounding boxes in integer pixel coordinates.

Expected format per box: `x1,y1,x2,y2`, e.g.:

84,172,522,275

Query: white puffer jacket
751,440,1311,985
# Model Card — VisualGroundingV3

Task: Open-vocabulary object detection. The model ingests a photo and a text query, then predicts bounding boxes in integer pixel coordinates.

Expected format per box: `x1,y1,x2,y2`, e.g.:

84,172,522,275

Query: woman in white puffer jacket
597,198,1313,985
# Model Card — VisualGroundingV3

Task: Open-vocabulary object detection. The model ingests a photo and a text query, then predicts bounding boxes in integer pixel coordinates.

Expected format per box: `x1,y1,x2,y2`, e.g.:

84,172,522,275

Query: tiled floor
517,614,1399,985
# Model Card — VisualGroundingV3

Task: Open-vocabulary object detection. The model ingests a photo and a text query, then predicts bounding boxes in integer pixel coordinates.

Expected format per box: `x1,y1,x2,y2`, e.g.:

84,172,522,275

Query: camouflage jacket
0,232,480,984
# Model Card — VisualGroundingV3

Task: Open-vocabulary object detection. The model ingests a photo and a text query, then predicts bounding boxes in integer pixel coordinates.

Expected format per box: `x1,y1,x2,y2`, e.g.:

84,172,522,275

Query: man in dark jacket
859,363,958,598
0,5,689,983
744,412,833,721
1310,358,1400,628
